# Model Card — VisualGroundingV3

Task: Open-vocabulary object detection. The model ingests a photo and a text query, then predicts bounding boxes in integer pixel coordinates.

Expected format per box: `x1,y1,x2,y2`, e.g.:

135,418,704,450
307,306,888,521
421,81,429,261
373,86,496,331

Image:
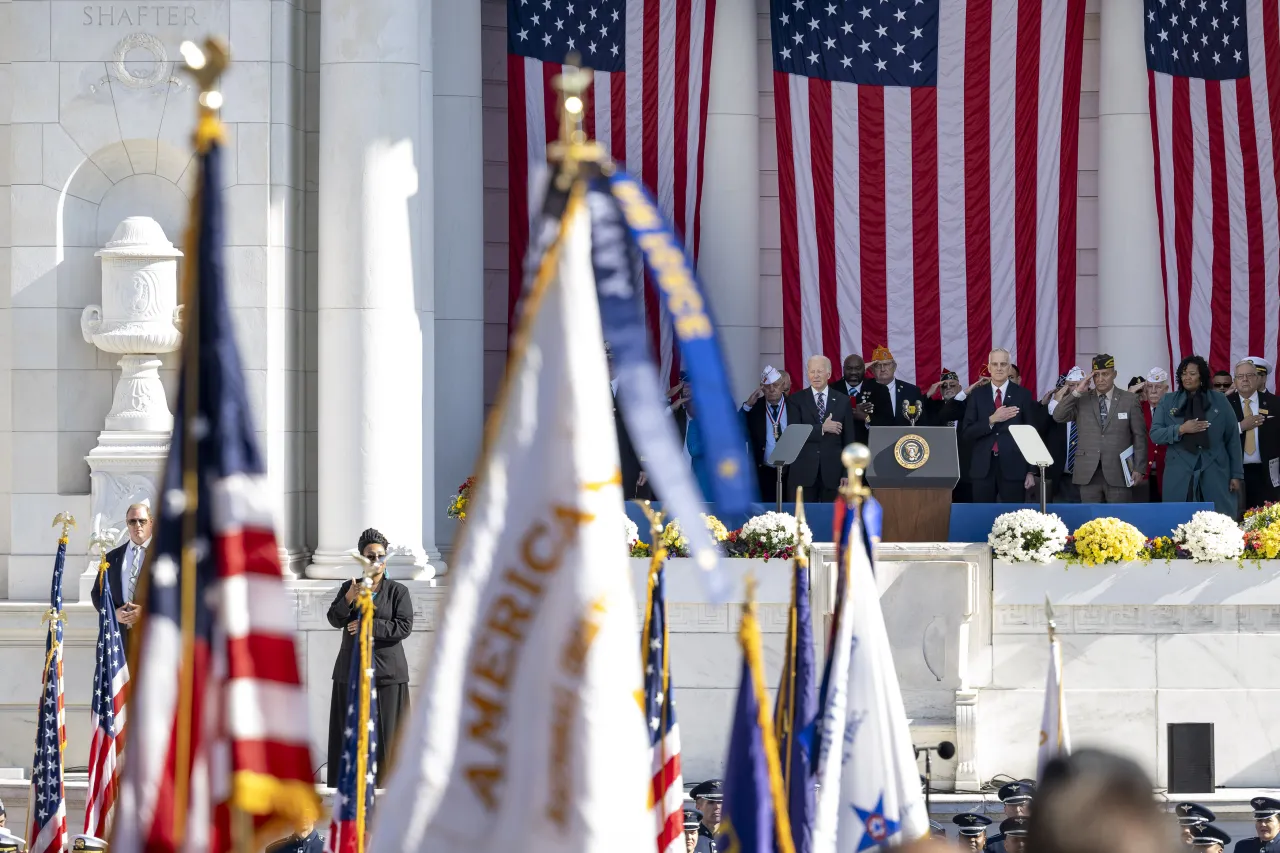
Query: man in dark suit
831,353,885,445
961,348,1039,502
1037,369,1085,502
924,369,972,502
1229,356,1280,511
90,502,151,638
867,346,928,426
741,365,791,502
786,355,856,501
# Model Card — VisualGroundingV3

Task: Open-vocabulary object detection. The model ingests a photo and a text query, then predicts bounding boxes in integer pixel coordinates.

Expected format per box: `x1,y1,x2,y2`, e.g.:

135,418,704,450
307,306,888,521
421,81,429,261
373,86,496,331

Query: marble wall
0,0,314,595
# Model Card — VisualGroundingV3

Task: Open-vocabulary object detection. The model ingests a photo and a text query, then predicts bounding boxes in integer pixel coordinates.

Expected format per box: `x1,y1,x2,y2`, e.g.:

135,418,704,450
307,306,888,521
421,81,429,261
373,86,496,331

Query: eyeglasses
1212,382,1233,389
126,518,149,526
363,552,387,563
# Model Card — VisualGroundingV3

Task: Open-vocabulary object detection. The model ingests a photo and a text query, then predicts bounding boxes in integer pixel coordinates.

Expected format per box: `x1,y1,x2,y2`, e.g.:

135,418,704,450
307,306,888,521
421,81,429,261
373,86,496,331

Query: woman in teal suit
1150,354,1244,516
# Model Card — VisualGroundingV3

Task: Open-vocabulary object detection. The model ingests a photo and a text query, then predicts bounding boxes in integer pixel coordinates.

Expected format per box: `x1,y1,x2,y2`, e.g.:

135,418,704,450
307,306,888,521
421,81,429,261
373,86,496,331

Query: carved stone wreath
111,33,172,90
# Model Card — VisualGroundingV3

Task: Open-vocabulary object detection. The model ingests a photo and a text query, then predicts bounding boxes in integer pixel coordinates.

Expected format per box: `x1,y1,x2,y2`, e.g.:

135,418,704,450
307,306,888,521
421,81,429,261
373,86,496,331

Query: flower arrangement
988,510,1069,564
1244,502,1280,531
623,516,639,549
703,514,729,543
1144,536,1188,562
728,511,813,561
1246,519,1280,560
659,520,689,557
1070,517,1146,566
446,476,476,522
1172,511,1245,563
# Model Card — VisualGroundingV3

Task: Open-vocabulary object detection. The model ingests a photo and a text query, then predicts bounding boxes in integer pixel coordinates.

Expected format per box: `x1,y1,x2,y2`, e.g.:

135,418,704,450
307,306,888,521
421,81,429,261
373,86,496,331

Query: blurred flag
812,503,928,852
774,506,815,853
28,523,69,853
717,589,795,853
1036,600,1071,778
642,555,684,853
368,190,651,853
85,550,130,838
326,584,379,853
112,108,320,853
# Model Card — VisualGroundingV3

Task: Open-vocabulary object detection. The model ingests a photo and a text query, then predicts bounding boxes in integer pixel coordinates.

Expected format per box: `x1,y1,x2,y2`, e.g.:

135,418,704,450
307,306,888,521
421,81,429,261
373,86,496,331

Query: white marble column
698,0,761,401
310,0,437,579
431,0,484,559
1098,0,1167,376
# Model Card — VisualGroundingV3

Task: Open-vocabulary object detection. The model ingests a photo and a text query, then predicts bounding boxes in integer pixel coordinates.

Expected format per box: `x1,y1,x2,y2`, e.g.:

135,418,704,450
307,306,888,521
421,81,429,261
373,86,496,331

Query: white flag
812,515,929,853
1036,636,1071,777
368,197,651,853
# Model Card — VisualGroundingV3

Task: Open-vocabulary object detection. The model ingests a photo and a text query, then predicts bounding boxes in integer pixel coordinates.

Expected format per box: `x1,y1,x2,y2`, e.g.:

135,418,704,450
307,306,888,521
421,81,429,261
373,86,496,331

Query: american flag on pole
84,556,130,839
325,592,378,853
773,0,1085,397
28,526,69,853
642,559,683,853
1145,0,1280,377
506,0,716,385
112,108,320,853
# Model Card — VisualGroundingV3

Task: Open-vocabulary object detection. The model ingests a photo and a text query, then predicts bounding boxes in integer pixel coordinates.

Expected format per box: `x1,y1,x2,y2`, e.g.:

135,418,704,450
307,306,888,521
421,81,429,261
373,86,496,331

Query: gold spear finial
547,57,611,189
51,513,76,538
839,443,873,506
179,38,230,107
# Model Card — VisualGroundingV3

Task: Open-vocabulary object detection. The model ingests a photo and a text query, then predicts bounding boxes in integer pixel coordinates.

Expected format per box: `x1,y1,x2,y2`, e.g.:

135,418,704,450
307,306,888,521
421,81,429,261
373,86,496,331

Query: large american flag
325,594,378,853
112,123,320,853
1146,0,1280,377
28,532,68,853
642,562,683,853
84,561,130,839
773,0,1086,396
506,0,716,385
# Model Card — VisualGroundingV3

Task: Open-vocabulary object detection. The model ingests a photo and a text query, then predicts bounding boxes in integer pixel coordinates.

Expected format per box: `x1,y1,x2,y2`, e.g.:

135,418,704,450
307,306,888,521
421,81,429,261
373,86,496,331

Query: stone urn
81,217,184,431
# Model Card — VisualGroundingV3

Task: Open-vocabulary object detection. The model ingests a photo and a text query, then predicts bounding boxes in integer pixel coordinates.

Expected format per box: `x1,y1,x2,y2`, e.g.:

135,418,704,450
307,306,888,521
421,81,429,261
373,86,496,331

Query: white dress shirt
991,380,1011,404
1241,391,1263,465
762,401,788,464
125,536,151,604
884,382,897,413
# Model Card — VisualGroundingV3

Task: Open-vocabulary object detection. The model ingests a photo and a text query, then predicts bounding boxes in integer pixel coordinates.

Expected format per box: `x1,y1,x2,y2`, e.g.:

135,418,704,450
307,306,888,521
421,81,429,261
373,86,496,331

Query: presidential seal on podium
893,434,930,470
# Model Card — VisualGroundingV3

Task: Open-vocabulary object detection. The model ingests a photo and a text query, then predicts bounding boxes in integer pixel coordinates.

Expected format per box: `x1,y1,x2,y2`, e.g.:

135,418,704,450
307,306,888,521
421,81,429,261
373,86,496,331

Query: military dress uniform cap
999,818,1030,837
684,809,703,830
72,836,108,852
1176,803,1217,825
997,780,1035,803
0,830,25,853
690,779,724,801
1190,824,1232,847
1252,797,1280,819
953,813,993,837
1092,353,1116,370
941,368,959,382
0,836,18,853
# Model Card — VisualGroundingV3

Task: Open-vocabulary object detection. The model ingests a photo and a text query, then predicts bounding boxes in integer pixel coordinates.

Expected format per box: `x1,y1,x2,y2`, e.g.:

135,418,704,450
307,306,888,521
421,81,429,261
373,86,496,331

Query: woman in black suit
325,528,414,786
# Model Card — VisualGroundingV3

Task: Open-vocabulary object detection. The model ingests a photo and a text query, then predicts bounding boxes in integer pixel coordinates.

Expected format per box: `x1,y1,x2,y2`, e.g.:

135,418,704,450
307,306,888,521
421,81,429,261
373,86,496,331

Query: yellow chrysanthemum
1073,517,1146,567
702,513,729,542
1256,521,1280,560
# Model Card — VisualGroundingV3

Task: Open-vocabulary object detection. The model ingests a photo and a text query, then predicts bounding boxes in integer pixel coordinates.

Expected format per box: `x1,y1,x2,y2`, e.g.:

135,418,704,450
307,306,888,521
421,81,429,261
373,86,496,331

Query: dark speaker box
1168,722,1215,794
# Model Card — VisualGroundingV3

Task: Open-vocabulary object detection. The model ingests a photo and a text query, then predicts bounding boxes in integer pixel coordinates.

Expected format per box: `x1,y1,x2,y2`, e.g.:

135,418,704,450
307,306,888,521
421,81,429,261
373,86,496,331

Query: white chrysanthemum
739,511,812,556
623,515,639,548
988,509,1069,563
1173,511,1244,563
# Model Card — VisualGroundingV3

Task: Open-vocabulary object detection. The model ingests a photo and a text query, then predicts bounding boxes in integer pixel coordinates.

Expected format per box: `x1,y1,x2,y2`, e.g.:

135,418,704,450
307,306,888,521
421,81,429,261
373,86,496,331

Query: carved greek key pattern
994,605,1280,633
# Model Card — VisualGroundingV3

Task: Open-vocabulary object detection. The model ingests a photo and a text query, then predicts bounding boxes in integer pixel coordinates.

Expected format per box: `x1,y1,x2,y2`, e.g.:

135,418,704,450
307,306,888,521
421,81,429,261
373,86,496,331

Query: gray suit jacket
1052,387,1149,487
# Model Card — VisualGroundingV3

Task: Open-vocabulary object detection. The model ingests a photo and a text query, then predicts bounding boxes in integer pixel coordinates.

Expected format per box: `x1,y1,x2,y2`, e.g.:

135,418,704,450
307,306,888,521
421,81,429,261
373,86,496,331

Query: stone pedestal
78,217,183,587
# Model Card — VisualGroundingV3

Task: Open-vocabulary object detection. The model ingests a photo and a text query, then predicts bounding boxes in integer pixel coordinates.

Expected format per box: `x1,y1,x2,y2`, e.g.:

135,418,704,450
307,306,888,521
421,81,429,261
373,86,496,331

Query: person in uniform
683,808,703,853
71,837,108,853
265,821,324,853
689,779,723,853
953,813,993,850
996,818,1029,853
1176,803,1217,844
986,780,1034,852
1235,797,1280,853
1190,824,1231,852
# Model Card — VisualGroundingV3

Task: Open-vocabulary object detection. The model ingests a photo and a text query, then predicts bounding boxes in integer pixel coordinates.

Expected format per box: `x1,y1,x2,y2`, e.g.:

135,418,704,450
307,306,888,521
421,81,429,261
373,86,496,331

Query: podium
865,426,960,542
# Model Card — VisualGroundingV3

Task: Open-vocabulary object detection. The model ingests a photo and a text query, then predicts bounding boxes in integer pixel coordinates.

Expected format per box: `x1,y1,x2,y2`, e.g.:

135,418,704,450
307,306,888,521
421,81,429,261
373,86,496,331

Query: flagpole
777,488,805,800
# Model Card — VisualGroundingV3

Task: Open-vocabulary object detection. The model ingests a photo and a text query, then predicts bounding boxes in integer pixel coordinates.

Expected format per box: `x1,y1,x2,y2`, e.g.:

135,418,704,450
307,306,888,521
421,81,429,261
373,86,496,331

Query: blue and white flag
811,504,927,852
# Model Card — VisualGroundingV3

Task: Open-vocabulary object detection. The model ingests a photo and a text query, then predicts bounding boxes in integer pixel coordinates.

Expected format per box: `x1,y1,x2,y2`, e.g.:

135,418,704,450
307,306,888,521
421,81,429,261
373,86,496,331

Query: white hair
806,354,832,371
989,347,1012,360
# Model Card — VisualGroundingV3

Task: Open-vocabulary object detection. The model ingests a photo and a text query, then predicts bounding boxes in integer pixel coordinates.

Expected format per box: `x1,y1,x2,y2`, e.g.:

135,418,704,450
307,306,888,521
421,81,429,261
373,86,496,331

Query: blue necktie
817,392,826,423
1065,422,1077,473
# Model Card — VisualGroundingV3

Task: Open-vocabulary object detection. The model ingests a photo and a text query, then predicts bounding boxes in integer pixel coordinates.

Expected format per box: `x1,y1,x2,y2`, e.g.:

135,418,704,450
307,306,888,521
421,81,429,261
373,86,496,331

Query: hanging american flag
506,0,716,385
28,521,69,853
326,587,378,853
112,82,320,853
642,558,683,853
84,551,130,839
773,0,1085,397
1145,0,1280,377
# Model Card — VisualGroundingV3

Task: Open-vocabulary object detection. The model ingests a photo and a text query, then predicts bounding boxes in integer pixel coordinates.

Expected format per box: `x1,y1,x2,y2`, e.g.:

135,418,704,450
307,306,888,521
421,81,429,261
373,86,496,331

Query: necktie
992,388,1003,453
817,392,826,423
128,545,142,602
1065,422,1078,472
1099,395,1109,430
1244,397,1257,455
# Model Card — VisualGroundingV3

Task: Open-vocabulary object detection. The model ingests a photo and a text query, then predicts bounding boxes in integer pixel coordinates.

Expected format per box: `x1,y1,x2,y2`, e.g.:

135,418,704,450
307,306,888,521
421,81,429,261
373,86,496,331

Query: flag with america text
773,0,1085,397
1146,0,1280,380
28,532,68,853
507,0,716,385
84,560,130,839
642,561,683,853
112,116,320,853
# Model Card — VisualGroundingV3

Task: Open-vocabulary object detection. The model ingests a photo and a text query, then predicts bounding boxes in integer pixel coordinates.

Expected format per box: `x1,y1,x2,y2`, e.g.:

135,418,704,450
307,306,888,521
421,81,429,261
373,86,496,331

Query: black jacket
1229,390,1280,465
961,382,1039,480
90,543,127,615
834,380,889,446
785,387,856,491
327,578,414,685
613,391,644,499
869,380,928,427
